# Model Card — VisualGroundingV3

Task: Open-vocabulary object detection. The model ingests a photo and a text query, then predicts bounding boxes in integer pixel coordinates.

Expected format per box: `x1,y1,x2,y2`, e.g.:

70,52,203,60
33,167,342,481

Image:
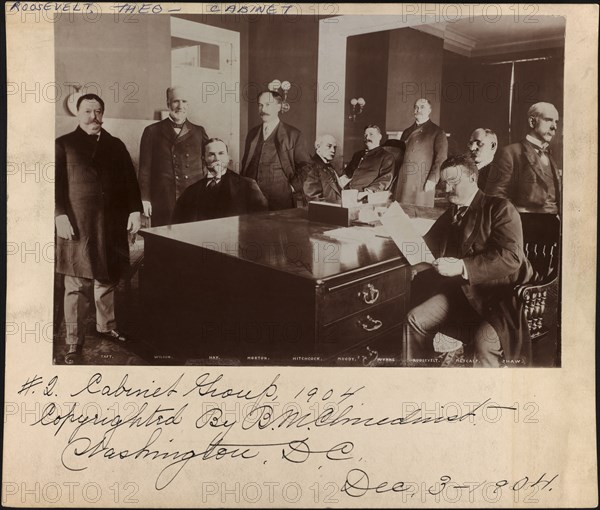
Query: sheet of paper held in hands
380,202,436,265
3,3,598,508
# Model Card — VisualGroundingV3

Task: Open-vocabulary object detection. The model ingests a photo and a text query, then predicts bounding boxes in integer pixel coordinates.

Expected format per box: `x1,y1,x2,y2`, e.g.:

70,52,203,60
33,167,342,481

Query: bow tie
535,146,549,155
171,121,185,129
451,205,468,226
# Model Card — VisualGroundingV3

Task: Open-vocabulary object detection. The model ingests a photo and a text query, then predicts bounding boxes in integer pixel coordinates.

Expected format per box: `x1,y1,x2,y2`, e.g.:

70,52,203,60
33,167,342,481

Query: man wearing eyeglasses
406,154,533,368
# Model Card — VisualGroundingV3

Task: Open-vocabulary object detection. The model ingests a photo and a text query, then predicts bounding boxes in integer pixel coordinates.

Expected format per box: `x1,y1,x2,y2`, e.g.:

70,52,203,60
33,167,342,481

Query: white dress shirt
262,119,280,140
525,134,550,165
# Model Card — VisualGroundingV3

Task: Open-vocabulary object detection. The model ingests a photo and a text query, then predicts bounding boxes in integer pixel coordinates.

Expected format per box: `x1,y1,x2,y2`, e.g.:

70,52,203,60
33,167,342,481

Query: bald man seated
303,134,344,204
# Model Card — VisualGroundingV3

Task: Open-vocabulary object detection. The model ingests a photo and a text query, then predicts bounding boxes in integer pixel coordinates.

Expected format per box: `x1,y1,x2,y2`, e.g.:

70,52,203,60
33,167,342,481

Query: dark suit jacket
172,170,268,224
303,154,342,204
477,162,493,191
138,118,208,226
344,146,394,192
424,191,534,364
55,127,142,282
394,120,448,206
484,140,561,212
241,121,310,204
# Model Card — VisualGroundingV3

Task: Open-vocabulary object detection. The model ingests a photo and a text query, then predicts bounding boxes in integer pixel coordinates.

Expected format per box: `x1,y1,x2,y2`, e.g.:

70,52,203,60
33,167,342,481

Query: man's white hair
314,133,336,150
527,102,558,120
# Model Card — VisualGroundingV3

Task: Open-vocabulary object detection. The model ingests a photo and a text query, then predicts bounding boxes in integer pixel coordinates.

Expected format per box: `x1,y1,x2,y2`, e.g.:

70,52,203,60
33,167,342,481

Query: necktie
206,178,219,189
535,147,550,166
451,205,468,226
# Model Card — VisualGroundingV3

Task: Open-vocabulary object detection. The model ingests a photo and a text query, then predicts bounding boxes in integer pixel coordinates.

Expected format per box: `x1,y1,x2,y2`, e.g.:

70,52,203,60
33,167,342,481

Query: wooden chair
514,212,561,363
429,211,561,366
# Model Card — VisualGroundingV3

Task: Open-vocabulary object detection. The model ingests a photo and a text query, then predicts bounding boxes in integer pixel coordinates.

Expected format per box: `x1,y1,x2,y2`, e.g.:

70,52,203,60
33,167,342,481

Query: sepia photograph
49,8,566,368
4,3,598,508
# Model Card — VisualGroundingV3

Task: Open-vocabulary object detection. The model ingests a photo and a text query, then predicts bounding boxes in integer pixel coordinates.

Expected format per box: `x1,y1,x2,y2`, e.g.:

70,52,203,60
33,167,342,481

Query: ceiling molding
414,22,564,58
411,23,446,40
471,36,565,57
414,23,478,57
443,26,478,56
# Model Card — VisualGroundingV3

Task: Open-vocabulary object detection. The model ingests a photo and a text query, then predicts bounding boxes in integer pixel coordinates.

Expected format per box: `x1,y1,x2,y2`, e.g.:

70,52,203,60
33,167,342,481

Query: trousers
63,275,117,346
406,285,504,367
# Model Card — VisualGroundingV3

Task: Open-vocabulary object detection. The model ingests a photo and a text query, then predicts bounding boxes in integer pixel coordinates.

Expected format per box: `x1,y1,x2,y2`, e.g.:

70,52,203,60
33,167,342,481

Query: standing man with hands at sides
138,86,208,226
405,154,533,367
55,94,143,364
241,91,310,210
394,98,448,207
172,138,268,223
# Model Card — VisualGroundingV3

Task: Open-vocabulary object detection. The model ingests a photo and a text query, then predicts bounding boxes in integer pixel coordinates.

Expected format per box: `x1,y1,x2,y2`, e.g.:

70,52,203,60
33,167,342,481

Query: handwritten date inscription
21,372,549,497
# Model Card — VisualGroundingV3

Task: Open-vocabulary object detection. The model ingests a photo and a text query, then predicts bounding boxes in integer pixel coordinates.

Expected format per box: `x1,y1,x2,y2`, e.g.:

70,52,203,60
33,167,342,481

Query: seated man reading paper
405,154,533,367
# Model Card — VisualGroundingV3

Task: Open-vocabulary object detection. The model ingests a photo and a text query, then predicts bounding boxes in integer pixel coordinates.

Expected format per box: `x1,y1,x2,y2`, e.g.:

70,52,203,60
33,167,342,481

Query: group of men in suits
404,101,561,367
55,87,310,363
303,99,561,368
55,81,561,367
303,98,448,207
137,87,283,226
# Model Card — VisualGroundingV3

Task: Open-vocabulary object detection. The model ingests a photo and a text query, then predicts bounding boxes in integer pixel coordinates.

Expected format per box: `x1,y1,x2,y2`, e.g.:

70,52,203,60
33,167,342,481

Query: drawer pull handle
359,315,383,332
359,283,380,305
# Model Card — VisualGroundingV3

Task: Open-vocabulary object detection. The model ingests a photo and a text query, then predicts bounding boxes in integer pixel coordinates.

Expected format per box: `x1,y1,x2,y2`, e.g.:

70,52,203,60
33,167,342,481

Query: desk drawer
319,295,406,355
321,266,409,325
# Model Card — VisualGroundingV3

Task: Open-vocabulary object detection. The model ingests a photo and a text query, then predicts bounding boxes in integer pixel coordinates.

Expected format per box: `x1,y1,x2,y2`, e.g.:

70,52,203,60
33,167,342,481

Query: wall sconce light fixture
268,79,291,113
348,97,366,122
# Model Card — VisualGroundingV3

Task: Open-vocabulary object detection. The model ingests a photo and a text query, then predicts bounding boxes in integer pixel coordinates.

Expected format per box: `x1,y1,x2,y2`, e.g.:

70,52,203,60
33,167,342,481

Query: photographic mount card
3,3,598,508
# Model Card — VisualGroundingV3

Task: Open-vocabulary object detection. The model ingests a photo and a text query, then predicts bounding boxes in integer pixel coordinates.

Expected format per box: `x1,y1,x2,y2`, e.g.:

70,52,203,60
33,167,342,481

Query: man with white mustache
138,86,209,226
172,138,267,223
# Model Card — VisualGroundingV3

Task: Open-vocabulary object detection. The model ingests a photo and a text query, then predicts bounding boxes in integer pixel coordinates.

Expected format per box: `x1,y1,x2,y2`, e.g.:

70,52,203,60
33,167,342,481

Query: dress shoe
98,329,128,343
64,345,82,365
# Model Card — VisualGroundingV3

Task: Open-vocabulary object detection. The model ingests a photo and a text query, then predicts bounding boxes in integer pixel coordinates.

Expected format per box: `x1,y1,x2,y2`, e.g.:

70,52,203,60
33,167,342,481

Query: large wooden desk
139,207,443,366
